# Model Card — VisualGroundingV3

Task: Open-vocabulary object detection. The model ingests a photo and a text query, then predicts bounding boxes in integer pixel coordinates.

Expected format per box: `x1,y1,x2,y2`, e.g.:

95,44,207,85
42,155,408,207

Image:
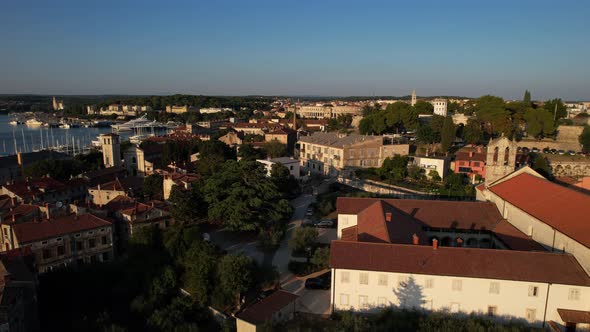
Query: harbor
0,114,178,156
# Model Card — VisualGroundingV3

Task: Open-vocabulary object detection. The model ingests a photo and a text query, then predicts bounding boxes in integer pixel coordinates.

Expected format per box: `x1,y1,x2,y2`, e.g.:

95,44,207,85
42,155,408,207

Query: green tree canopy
523,90,531,104
580,125,590,153
289,227,318,253
463,118,483,144
264,140,287,158
543,98,567,119
203,160,291,231
413,101,434,115
216,255,254,306
237,143,266,161
524,108,555,138
440,116,456,153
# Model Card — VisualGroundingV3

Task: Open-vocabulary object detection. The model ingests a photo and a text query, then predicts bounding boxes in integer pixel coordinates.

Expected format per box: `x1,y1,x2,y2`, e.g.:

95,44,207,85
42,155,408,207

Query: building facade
101,133,121,168
298,133,409,177
431,98,448,116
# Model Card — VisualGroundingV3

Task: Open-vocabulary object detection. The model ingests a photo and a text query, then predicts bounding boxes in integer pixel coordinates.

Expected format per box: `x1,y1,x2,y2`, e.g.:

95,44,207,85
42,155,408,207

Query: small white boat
59,123,71,129
26,118,44,126
9,120,22,125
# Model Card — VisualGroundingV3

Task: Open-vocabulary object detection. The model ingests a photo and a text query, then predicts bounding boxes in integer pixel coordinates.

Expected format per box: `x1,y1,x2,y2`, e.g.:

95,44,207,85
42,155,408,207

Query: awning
557,309,590,324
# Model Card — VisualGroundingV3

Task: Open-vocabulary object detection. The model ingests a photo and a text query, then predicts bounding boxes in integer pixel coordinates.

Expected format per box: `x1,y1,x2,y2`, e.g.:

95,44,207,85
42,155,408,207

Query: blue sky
1,0,589,99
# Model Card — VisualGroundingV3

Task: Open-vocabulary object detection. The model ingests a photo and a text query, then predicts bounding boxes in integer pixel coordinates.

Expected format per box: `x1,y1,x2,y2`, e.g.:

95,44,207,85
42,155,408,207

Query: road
209,193,333,315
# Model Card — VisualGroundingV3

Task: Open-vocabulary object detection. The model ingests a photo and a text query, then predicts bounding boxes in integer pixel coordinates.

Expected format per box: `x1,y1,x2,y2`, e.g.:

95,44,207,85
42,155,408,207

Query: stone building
101,133,121,168
485,136,517,186
298,132,409,177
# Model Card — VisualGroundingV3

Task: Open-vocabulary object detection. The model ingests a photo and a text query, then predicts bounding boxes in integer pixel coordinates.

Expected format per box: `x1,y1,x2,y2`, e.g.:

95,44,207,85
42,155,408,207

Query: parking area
282,270,332,315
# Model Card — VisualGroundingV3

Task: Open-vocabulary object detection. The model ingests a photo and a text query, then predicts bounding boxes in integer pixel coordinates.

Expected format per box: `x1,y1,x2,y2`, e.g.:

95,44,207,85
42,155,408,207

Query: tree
428,170,441,182
444,172,464,191
289,227,318,253
238,143,266,161
524,108,555,138
463,119,483,144
310,247,330,270
474,95,511,136
203,160,291,231
440,116,456,153
429,114,446,135
530,153,551,178
579,126,590,153
378,155,409,181
543,98,567,120
270,163,300,198
407,164,424,180
194,140,236,176
168,185,206,227
523,90,531,104
182,241,217,305
413,101,434,115
416,125,437,145
142,174,163,200
264,140,287,158
216,255,253,306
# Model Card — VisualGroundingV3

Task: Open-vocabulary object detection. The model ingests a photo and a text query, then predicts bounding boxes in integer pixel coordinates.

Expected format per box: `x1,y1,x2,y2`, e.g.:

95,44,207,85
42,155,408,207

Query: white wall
332,268,590,328
337,214,358,238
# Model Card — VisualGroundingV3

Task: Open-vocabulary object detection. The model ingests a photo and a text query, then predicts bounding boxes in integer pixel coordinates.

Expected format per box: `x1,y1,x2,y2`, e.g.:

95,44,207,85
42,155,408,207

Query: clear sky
1,0,589,100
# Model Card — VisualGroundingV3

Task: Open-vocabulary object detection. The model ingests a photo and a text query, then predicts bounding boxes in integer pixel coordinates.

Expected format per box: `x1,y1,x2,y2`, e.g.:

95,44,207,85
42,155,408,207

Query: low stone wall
517,139,581,152
337,177,436,199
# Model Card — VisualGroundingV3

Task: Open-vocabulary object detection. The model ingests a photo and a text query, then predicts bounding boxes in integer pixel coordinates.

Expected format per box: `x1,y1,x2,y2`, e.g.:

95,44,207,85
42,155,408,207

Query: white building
257,157,300,178
330,193,590,330
411,156,450,180
199,107,233,114
431,98,448,117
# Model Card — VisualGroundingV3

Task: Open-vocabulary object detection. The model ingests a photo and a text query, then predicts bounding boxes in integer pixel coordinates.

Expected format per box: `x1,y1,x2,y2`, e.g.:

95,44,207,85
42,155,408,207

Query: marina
0,114,176,156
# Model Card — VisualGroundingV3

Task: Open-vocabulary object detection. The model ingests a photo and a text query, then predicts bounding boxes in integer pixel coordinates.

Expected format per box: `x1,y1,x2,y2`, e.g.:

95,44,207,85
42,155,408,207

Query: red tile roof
356,200,425,244
338,197,503,231
330,241,590,286
488,173,590,248
557,309,590,324
13,214,112,243
236,290,298,325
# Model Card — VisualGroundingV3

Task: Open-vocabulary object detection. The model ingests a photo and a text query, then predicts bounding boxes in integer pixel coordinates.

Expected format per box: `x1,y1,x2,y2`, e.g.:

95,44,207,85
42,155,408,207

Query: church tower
52,96,58,111
411,90,417,106
101,133,121,168
484,136,517,186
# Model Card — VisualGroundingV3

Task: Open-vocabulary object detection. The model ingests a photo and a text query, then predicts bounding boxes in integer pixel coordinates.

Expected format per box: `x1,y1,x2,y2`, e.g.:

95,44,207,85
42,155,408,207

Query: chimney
469,151,474,158
412,233,419,245
477,146,482,153
45,203,50,220
10,196,14,207
385,212,392,222
432,238,438,250
456,238,464,247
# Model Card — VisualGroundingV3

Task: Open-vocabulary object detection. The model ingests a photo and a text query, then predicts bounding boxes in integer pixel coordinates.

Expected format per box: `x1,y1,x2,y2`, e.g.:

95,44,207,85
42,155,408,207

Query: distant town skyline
1,0,589,100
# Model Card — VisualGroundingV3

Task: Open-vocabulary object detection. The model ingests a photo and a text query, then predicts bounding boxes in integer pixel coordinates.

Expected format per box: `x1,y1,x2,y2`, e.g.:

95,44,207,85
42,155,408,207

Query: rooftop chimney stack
385,212,392,222
432,238,438,250
412,233,419,245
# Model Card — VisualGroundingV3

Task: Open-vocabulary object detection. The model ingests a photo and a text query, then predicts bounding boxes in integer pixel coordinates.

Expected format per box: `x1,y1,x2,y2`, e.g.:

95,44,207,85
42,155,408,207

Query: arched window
504,147,510,165
493,147,499,164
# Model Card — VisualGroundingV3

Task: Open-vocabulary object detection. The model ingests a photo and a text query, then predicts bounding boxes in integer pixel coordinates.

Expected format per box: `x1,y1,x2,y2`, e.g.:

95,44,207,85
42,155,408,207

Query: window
359,272,369,285
525,308,536,322
425,278,434,289
528,285,538,297
56,237,62,242
41,240,48,245
340,271,350,283
75,233,81,238
42,249,52,259
89,231,94,235
378,274,388,286
568,288,580,301
2,228,7,236
102,252,110,261
88,239,96,248
340,294,349,306
488,306,497,317
452,279,462,291
57,245,65,256
76,241,83,251
102,236,108,245
489,282,500,294
378,297,387,307
358,295,368,308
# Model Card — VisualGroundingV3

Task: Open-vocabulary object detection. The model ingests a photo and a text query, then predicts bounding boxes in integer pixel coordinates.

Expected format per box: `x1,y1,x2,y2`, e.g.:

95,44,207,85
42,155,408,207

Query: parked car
558,150,566,155
305,207,314,216
305,277,330,290
315,220,334,228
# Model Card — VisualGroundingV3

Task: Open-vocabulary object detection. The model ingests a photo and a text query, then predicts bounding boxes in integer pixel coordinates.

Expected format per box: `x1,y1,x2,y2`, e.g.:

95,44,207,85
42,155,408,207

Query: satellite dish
56,201,63,208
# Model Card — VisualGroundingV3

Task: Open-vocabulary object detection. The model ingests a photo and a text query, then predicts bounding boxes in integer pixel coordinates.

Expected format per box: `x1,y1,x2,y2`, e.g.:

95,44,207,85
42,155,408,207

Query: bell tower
485,136,517,186
101,133,121,168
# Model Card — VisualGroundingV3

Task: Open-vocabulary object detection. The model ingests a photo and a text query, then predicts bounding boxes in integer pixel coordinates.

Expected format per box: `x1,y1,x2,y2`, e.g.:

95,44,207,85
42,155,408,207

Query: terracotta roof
488,173,590,248
337,197,503,231
3,178,66,198
341,225,358,241
557,309,590,324
356,200,425,244
330,241,590,286
492,220,546,251
454,151,486,162
104,195,135,211
236,290,298,325
13,214,112,243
